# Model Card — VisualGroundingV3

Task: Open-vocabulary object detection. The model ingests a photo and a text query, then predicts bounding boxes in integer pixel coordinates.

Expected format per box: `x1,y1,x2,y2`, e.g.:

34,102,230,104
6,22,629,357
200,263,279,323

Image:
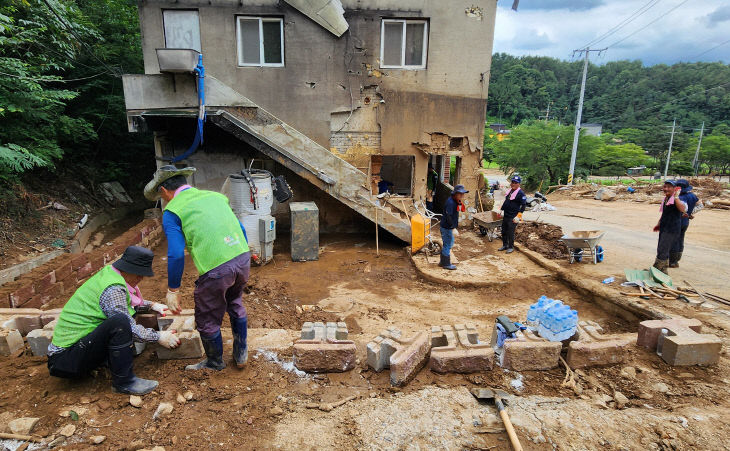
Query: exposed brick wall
0,219,163,309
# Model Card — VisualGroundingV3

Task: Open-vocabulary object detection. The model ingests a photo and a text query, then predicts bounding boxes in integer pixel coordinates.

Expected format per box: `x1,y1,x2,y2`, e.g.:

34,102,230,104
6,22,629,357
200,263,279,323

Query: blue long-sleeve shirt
162,197,247,289
679,191,698,228
441,196,459,229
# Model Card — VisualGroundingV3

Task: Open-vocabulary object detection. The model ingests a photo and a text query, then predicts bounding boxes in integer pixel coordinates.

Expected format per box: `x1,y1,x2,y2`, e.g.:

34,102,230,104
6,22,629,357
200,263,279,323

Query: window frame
162,9,202,52
236,16,285,67
379,18,428,70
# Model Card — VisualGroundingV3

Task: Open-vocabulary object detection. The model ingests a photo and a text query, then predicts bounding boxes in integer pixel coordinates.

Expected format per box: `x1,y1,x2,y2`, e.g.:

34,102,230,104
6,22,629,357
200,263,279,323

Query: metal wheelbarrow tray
559,230,605,264
473,211,503,242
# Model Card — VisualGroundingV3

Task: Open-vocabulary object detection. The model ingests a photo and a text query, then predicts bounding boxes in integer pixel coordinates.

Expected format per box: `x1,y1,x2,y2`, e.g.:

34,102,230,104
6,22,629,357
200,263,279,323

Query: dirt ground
1,231,729,450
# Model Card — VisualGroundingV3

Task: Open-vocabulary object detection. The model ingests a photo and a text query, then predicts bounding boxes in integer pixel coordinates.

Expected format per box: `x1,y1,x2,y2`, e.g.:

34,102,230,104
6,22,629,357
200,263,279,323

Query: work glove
157,330,180,349
150,302,170,317
514,213,523,223
166,289,182,314
452,229,459,237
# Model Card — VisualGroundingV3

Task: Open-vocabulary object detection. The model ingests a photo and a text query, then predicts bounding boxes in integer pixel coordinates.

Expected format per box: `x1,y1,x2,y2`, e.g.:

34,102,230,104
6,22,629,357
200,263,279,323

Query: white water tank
229,173,274,216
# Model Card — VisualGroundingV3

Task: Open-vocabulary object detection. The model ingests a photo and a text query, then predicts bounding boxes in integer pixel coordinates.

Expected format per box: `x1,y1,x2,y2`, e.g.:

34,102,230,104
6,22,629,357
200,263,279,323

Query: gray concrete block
0,329,25,356
27,329,54,356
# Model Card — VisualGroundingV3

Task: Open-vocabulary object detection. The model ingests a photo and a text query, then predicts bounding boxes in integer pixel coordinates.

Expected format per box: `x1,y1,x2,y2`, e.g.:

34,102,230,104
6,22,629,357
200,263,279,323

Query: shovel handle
499,406,524,451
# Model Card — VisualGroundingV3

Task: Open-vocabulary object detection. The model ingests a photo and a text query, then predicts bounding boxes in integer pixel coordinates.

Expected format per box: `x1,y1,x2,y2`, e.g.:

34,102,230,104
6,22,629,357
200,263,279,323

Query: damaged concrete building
123,0,497,241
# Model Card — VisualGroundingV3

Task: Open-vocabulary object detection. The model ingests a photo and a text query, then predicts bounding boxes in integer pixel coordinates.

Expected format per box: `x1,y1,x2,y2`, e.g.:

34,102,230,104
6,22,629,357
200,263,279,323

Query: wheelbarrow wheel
428,242,442,256
479,226,488,237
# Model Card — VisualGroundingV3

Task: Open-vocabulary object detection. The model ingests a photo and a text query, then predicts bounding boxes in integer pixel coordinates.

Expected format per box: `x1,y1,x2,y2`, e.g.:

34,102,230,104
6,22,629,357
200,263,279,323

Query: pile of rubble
552,178,730,209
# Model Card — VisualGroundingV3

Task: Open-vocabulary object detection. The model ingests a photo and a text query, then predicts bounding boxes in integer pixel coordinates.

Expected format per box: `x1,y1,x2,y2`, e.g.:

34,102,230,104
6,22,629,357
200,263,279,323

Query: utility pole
691,122,704,176
568,47,606,185
540,102,552,123
663,118,677,180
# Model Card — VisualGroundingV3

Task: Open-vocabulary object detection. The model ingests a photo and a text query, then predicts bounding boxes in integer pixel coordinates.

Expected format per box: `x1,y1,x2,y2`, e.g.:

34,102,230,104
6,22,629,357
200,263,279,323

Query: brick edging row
0,219,163,309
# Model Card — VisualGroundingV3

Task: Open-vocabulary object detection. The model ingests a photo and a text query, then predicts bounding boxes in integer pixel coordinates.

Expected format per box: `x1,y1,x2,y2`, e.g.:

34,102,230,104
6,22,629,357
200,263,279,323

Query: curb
516,242,668,322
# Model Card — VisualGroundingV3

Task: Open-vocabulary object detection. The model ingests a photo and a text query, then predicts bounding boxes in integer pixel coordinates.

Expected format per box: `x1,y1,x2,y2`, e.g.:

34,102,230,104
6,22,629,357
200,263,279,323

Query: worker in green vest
48,246,181,395
144,165,251,372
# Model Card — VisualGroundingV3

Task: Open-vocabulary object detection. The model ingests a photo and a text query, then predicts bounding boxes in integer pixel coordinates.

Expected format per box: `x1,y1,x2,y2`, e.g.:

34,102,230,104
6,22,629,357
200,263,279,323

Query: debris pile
515,222,567,259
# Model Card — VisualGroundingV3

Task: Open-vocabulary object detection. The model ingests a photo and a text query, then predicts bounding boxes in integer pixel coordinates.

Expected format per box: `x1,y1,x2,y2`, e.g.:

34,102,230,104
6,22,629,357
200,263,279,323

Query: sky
493,0,730,66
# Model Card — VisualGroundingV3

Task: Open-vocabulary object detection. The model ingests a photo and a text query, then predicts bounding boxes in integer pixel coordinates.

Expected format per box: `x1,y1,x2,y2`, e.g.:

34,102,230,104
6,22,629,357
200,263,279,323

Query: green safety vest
164,187,249,275
52,265,134,348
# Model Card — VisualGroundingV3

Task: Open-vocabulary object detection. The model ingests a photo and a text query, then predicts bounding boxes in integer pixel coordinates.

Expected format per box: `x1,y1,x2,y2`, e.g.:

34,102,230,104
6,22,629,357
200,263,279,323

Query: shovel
471,388,524,451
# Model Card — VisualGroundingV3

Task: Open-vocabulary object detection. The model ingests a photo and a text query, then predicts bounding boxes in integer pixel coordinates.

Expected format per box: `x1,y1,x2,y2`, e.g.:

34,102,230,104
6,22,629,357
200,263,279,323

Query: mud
514,221,568,259
1,233,728,449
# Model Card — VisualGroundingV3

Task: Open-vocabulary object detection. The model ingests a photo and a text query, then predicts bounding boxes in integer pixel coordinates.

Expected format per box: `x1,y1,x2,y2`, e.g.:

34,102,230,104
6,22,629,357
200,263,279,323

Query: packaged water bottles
527,295,579,341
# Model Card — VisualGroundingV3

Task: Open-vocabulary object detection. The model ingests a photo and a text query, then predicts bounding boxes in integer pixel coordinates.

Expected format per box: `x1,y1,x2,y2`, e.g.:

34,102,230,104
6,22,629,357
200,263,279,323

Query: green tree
492,121,602,189
0,0,97,181
701,134,730,175
593,143,652,176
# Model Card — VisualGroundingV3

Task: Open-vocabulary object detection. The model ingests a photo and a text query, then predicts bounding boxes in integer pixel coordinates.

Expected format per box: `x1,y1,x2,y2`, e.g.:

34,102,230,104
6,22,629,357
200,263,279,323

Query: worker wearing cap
439,184,468,270
144,165,251,371
499,175,527,254
48,246,180,395
652,180,687,272
669,179,699,268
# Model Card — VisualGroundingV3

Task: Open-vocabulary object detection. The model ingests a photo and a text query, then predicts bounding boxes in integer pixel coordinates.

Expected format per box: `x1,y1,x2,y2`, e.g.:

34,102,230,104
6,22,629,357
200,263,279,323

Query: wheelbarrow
559,230,605,264
473,210,503,242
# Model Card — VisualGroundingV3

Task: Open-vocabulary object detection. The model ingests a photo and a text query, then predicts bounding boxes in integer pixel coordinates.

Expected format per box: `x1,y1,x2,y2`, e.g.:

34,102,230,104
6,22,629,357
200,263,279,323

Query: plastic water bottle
526,304,539,331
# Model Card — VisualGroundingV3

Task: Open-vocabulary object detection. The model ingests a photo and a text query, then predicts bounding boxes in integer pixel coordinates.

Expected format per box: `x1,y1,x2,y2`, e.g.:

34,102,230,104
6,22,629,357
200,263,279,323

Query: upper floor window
163,10,201,52
237,16,284,67
380,19,428,69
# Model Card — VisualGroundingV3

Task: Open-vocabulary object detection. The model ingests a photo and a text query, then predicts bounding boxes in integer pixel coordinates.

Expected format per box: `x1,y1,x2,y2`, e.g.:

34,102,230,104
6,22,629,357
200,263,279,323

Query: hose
169,54,205,163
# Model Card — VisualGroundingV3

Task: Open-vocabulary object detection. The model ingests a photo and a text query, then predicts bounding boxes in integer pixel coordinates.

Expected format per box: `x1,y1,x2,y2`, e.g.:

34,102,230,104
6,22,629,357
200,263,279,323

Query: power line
607,0,690,49
581,0,662,49
0,70,110,83
39,0,122,77
691,38,730,60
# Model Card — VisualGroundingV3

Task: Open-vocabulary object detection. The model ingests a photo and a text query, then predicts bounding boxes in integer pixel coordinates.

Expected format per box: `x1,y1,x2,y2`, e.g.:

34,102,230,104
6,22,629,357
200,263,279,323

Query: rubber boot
110,341,158,395
497,245,508,251
231,316,248,369
652,258,669,273
442,254,457,270
438,254,447,267
185,331,226,371
669,252,682,268
506,247,515,254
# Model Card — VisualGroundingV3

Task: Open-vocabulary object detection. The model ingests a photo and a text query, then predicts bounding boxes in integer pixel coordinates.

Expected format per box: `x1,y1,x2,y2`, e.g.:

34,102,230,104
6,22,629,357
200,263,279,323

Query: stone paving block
566,321,637,369
500,329,561,371
156,316,203,360
638,318,721,366
367,327,430,386
9,283,35,308
662,333,722,366
429,324,493,373
33,272,56,294
0,329,24,356
637,318,702,351
10,315,43,336
293,322,356,372
27,329,54,357
135,313,160,330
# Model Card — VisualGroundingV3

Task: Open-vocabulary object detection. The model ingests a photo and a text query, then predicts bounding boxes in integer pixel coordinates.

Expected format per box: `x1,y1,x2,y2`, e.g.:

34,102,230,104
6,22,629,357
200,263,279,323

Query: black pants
501,216,516,248
656,231,679,261
48,314,134,383
670,225,688,254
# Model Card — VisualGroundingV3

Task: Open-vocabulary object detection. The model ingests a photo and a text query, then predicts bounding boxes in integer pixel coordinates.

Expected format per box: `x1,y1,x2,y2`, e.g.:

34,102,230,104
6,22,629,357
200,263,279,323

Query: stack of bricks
498,329,562,371
0,309,60,356
155,316,204,360
429,324,493,373
367,327,430,386
293,321,356,372
566,320,637,369
637,318,722,366
0,219,162,309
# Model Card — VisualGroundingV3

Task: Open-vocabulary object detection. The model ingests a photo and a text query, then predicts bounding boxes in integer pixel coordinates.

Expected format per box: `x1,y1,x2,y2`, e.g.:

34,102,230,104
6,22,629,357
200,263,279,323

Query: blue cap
664,180,677,186
510,175,522,184
452,184,469,194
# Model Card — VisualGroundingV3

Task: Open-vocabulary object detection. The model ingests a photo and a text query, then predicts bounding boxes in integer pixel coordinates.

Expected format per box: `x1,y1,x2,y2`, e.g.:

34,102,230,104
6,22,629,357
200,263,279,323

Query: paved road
520,198,730,293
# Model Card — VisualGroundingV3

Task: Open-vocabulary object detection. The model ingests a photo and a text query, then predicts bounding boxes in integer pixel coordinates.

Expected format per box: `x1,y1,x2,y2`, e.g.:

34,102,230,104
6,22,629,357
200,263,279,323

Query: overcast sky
493,0,730,66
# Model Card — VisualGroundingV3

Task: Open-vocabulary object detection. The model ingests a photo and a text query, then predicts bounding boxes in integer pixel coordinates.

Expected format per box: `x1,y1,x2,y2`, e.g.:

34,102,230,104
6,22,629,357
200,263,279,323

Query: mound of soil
515,221,567,259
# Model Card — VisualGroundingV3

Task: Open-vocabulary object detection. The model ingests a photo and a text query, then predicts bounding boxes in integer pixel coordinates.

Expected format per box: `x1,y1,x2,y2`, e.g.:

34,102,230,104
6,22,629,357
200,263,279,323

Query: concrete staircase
123,74,411,242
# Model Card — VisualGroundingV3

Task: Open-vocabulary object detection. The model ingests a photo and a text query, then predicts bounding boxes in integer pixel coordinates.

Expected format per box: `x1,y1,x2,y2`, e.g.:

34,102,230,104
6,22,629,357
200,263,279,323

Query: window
236,17,284,67
380,19,428,69
163,10,201,52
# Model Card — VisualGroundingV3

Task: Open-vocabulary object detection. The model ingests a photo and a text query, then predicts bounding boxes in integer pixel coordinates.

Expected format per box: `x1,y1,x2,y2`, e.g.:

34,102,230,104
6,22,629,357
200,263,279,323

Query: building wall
137,0,496,203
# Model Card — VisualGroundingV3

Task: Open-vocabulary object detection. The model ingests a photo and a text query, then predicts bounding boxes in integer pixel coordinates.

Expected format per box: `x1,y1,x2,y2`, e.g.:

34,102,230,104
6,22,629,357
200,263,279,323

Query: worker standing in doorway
669,179,699,268
144,165,251,371
499,175,526,254
426,163,439,211
439,184,468,270
653,180,687,272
